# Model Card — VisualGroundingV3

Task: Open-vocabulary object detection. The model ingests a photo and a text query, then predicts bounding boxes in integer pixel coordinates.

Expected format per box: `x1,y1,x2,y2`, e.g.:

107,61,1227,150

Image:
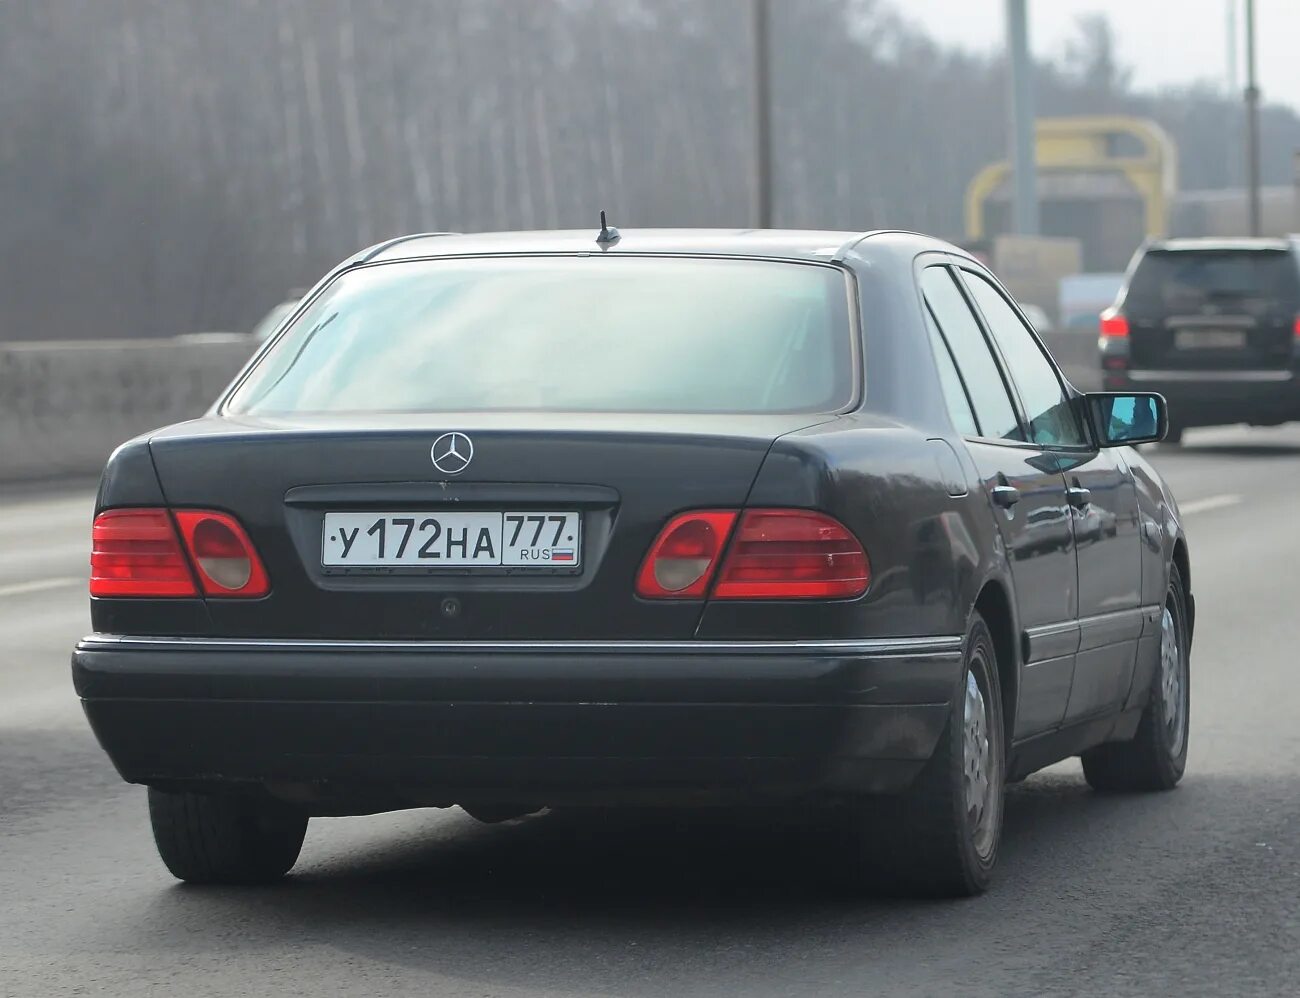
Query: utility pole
1292,151,1300,233
1245,0,1261,236
1226,0,1238,96
1006,0,1039,235
752,0,773,229
1226,0,1238,186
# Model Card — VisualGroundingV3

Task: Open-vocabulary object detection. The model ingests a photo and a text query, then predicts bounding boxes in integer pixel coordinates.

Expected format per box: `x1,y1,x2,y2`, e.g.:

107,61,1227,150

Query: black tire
1082,564,1190,793
148,788,308,885
1162,424,1184,446
460,803,541,824
850,614,1005,897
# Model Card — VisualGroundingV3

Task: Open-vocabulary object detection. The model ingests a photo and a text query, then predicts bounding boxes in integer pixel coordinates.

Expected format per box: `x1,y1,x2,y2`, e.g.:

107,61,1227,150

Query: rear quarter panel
91,435,212,635
696,418,1004,642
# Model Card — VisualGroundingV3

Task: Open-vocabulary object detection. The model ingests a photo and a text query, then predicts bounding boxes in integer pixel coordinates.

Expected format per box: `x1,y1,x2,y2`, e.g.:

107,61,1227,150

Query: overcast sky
895,0,1300,113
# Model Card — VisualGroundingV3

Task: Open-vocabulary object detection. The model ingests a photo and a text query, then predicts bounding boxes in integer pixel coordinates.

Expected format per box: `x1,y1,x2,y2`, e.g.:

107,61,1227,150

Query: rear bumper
1114,369,1300,427
72,634,963,806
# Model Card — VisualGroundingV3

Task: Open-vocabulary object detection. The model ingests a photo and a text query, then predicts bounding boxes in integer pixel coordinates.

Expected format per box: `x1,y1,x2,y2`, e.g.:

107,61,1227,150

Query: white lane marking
0,577,83,598
1179,494,1244,516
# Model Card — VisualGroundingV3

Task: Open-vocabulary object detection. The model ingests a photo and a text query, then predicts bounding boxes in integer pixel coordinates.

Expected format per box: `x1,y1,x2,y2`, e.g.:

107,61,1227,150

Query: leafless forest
4,0,1298,341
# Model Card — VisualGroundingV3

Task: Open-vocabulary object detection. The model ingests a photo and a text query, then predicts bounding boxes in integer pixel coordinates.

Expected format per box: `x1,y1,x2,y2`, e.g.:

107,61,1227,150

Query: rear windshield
225,256,855,415
1126,249,1300,311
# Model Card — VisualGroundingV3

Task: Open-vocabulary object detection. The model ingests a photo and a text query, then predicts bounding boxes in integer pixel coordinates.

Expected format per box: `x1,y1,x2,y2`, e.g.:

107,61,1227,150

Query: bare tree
2,1,1298,342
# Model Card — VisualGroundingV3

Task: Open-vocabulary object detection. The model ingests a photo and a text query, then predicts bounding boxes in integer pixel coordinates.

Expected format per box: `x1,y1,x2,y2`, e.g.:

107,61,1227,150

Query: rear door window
1126,249,1300,312
960,270,1087,449
920,266,1021,442
923,305,980,437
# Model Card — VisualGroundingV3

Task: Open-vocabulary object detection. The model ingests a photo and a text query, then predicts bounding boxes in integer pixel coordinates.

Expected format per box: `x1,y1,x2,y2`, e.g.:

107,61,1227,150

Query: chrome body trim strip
1023,621,1079,640
1023,605,1164,661
78,633,964,658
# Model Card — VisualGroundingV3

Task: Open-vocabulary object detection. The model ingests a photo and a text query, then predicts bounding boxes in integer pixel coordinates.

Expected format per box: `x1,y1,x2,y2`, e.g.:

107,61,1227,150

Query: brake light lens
713,509,869,599
173,510,270,597
1293,314,1300,339
90,509,197,597
1099,310,1129,339
636,511,737,598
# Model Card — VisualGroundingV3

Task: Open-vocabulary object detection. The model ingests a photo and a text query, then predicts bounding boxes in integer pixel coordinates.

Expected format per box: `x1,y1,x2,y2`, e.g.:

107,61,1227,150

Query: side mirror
1084,392,1168,447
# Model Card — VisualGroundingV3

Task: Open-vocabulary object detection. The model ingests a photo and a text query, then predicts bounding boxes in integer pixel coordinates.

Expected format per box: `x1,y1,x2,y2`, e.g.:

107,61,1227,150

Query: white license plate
1175,329,1247,350
322,511,581,568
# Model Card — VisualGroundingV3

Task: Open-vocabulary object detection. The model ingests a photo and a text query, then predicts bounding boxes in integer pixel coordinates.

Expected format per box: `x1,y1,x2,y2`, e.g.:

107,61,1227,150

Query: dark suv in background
1099,237,1300,443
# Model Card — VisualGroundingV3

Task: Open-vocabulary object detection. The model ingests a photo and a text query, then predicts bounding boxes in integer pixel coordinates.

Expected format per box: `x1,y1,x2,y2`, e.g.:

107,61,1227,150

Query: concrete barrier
0,329,1101,485
0,334,255,483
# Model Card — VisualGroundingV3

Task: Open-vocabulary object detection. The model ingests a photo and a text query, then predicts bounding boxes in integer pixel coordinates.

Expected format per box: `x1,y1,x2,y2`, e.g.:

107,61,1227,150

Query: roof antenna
596,210,620,246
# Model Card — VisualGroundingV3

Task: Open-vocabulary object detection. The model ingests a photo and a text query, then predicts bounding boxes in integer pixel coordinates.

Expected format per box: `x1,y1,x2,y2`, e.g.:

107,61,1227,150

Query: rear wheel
1082,564,1190,792
849,614,1005,897
1162,424,1184,446
148,788,308,885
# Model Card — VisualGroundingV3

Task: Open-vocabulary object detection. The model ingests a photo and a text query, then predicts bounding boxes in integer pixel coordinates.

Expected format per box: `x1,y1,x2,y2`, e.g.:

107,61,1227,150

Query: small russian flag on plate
551,548,575,562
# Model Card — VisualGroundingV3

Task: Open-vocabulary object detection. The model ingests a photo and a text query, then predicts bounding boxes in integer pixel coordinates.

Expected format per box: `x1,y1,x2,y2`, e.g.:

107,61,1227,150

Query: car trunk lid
147,412,835,640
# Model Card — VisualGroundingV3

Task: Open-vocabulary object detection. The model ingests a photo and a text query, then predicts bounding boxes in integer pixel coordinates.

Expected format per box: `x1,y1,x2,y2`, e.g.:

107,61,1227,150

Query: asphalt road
3,429,1298,997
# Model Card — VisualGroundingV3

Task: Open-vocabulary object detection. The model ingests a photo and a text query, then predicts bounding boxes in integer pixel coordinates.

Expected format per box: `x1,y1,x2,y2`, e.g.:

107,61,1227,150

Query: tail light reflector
1099,310,1129,339
635,511,737,598
173,511,270,597
90,509,197,597
713,509,869,599
1293,314,1300,339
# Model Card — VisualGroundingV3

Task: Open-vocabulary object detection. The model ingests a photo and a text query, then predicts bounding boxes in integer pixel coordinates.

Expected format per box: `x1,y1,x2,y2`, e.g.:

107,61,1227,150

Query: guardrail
0,331,1099,485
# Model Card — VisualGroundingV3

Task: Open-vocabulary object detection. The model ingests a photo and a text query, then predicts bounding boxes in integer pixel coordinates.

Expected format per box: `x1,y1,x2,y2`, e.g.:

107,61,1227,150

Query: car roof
362,228,943,265
1147,237,1294,254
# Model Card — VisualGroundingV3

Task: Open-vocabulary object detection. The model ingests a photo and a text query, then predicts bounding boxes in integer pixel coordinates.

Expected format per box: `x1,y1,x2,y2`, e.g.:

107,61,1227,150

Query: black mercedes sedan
73,228,1193,897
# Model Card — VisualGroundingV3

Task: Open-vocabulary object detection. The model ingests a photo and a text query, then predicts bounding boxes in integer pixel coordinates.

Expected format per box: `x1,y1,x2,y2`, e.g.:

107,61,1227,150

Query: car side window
920,266,1022,441
960,270,1088,448
923,304,980,436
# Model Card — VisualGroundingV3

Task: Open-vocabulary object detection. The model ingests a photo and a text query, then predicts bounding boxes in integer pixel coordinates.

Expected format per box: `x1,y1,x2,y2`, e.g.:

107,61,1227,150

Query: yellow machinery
965,116,1177,272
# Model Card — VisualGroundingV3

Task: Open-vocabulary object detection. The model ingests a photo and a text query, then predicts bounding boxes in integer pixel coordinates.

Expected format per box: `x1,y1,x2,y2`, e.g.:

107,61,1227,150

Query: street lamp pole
752,0,773,229
1006,0,1039,236
1244,0,1261,236
1226,0,1238,185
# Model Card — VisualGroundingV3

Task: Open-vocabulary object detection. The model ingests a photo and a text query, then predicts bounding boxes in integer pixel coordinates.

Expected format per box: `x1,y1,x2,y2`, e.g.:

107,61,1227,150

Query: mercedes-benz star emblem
430,432,474,475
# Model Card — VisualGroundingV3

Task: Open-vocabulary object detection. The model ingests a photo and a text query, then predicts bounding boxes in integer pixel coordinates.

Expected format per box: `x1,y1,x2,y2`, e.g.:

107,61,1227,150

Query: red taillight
713,509,869,599
638,508,871,601
1099,310,1129,339
173,511,270,597
90,509,197,597
1293,314,1300,339
636,511,737,598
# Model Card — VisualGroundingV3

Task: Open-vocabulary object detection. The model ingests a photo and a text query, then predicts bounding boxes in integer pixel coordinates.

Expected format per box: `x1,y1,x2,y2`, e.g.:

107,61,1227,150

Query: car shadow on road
103,767,1234,996
277,769,1168,913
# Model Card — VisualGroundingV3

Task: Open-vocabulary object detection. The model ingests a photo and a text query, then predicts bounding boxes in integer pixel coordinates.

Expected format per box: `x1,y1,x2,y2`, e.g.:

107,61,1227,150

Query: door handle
991,484,1021,508
1067,485,1092,509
